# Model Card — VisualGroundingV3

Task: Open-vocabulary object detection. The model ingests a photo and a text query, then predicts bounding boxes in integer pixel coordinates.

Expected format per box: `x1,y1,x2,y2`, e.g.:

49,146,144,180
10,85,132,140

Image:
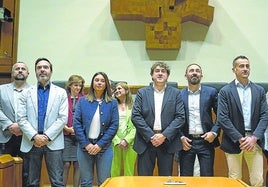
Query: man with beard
217,56,268,186
17,58,68,187
0,62,30,156
132,61,185,176
0,61,30,186
179,63,220,176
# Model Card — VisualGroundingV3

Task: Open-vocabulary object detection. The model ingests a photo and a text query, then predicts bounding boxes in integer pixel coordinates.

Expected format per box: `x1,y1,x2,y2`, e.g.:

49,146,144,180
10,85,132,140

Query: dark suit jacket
180,85,220,147
217,80,268,153
131,84,185,154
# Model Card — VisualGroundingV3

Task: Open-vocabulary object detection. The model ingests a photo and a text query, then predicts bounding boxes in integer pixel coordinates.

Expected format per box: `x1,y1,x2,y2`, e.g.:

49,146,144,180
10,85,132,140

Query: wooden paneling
0,0,19,85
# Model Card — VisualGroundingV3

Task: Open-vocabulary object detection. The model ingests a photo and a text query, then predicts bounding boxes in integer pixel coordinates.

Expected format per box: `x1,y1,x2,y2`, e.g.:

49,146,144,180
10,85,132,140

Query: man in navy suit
217,55,268,187
132,61,185,176
179,63,220,176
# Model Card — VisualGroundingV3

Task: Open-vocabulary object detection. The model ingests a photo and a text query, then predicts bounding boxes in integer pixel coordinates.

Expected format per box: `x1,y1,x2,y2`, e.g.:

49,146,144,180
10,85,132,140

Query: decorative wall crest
111,0,214,50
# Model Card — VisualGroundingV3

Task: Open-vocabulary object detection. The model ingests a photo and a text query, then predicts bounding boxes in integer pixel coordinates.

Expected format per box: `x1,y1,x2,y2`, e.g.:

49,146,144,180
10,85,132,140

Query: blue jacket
73,96,119,149
132,84,185,154
180,85,220,147
217,80,268,153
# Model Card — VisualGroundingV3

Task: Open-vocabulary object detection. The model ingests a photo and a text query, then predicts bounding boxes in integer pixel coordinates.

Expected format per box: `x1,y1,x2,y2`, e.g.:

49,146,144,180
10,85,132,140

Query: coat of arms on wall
111,0,214,50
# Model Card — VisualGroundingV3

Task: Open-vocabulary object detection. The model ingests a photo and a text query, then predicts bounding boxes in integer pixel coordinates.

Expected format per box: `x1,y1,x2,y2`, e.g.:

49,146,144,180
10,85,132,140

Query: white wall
17,0,268,86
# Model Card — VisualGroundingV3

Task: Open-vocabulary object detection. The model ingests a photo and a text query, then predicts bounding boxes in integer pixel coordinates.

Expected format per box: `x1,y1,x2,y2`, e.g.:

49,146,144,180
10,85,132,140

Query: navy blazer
217,80,268,153
131,84,185,154
180,85,220,147
73,97,119,149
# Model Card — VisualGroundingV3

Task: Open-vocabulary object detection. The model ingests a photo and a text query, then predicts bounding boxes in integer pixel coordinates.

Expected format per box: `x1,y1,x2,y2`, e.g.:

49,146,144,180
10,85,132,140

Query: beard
14,74,27,81
190,77,201,85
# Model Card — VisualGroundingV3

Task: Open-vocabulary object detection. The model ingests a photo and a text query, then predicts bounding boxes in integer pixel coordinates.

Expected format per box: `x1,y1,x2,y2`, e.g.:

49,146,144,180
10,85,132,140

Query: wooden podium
0,154,22,187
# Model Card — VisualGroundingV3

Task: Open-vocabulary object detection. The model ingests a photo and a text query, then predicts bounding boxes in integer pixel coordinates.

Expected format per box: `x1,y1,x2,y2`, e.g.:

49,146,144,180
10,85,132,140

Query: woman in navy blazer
73,72,119,187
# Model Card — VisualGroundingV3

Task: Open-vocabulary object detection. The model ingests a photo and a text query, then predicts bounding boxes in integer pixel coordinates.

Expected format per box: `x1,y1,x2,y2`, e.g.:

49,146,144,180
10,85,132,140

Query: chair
255,82,268,93
201,82,227,92
52,81,66,89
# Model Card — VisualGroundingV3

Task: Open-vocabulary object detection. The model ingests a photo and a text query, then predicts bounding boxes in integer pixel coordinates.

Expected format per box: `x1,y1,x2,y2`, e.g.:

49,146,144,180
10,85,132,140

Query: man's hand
8,123,22,136
151,133,166,147
33,134,49,147
181,136,192,151
239,136,257,152
201,132,216,143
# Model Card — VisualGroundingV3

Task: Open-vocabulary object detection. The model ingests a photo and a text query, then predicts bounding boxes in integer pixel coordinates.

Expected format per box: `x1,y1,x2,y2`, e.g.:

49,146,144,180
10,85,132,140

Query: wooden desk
101,176,249,187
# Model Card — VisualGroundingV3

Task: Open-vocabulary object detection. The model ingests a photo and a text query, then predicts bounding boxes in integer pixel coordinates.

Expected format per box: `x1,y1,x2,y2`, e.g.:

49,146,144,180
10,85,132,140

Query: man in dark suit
132,61,185,176
217,55,268,187
179,63,220,176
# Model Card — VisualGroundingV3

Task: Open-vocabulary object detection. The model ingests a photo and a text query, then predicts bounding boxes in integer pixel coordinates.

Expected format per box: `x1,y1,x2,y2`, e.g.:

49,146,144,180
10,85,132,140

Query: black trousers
137,143,174,176
180,138,215,176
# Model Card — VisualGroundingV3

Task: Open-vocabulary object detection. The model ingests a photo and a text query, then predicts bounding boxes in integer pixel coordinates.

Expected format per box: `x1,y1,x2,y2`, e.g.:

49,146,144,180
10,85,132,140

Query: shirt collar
38,82,51,90
153,84,166,93
188,86,201,95
235,79,251,88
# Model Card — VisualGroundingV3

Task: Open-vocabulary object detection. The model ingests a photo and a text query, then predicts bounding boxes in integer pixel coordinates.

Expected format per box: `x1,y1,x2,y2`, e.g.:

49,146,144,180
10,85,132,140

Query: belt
153,130,162,134
189,134,203,139
245,130,252,136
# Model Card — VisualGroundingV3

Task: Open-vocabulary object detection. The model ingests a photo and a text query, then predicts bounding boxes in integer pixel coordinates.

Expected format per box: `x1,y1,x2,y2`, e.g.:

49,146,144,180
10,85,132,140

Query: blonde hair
115,82,133,109
66,75,85,96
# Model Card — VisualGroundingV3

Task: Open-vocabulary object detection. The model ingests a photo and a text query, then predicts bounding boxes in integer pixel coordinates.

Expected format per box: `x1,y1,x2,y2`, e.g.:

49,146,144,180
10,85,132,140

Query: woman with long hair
73,72,119,187
111,82,137,176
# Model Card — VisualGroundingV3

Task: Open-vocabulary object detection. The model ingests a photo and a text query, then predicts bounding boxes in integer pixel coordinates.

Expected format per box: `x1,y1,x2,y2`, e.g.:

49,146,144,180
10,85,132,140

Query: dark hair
185,63,202,74
35,57,53,72
87,72,113,102
150,61,170,76
232,55,249,67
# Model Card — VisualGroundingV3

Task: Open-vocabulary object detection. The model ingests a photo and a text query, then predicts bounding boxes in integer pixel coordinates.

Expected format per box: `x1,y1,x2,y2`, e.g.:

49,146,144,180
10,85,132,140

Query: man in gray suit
0,61,29,156
17,58,68,187
217,55,268,187
0,61,30,186
132,61,185,176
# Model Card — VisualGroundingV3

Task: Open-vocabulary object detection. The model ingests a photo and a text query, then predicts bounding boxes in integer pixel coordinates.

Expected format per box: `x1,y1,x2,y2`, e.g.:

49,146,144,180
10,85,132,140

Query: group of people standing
0,55,267,187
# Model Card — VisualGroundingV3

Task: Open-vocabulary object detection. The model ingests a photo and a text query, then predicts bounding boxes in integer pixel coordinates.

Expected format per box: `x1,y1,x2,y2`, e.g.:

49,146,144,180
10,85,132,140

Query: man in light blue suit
217,55,268,187
132,61,185,176
0,62,29,155
17,58,68,187
179,64,220,176
0,61,30,186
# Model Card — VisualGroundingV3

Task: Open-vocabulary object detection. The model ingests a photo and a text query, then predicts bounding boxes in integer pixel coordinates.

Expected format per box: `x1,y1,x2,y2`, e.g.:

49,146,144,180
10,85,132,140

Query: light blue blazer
0,82,29,143
17,83,68,153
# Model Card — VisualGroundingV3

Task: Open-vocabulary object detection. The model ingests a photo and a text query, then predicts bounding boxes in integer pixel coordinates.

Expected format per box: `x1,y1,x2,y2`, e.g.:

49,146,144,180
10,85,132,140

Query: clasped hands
117,139,128,150
85,143,101,155
151,133,166,147
239,135,257,152
33,134,49,147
